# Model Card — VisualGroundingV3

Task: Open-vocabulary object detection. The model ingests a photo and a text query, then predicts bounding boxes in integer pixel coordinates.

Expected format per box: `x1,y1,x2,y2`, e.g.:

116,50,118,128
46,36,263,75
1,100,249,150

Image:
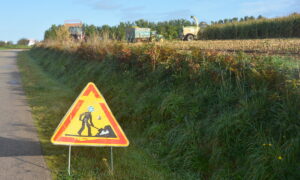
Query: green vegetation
0,40,13,46
44,13,300,41
44,19,193,41
17,50,177,180
17,38,30,46
0,39,32,49
19,42,300,179
2,45,31,49
210,15,264,25
0,44,31,49
202,13,300,39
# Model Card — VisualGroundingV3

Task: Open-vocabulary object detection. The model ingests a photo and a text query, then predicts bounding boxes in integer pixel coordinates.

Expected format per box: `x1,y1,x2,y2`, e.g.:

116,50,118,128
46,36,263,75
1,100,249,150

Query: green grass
18,45,300,179
17,51,176,180
0,45,32,49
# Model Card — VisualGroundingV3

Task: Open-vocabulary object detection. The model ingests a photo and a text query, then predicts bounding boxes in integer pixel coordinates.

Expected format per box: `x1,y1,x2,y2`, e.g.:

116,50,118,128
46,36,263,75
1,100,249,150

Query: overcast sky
0,0,299,42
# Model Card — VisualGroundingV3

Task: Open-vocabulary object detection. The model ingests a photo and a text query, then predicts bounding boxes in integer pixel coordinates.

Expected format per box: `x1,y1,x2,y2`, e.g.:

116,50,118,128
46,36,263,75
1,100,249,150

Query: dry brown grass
156,39,300,55
39,38,300,58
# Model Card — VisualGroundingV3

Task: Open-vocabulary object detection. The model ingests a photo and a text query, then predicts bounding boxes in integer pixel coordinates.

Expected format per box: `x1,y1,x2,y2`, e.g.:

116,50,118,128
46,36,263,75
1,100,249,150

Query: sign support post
110,147,114,173
68,145,72,175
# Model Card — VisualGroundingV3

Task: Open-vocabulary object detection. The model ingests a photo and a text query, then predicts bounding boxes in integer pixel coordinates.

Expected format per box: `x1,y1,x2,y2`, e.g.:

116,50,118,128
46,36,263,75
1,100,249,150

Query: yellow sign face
51,82,129,147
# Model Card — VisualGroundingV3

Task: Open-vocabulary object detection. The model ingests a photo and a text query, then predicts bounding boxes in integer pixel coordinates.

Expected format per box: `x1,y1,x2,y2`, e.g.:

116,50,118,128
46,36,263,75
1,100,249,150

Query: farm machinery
180,16,203,41
126,27,164,43
64,20,85,40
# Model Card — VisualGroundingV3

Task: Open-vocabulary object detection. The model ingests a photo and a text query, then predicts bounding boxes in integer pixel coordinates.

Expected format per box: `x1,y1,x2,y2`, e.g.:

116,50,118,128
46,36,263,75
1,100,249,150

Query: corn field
201,13,300,39
42,37,300,58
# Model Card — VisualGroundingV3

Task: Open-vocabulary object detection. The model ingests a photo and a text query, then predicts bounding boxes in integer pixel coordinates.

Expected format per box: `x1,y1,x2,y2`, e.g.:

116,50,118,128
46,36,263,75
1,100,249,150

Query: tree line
0,38,30,47
44,19,193,41
44,13,300,41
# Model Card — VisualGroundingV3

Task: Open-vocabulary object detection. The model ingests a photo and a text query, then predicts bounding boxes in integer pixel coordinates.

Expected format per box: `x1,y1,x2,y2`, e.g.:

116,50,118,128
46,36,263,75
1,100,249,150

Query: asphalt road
0,50,51,180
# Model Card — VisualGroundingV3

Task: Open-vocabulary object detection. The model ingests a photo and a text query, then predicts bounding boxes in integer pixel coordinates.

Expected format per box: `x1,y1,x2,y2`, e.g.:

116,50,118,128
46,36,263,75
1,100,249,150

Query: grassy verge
18,44,300,179
17,51,176,179
0,45,32,49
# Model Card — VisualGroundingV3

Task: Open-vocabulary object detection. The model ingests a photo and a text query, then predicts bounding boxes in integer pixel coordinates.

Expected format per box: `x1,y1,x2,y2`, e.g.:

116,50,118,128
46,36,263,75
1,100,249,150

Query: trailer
126,27,163,43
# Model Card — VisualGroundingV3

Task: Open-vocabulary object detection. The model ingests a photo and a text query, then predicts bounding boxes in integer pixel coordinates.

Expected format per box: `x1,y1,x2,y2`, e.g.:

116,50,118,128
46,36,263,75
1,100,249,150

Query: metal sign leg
68,145,72,175
110,147,114,173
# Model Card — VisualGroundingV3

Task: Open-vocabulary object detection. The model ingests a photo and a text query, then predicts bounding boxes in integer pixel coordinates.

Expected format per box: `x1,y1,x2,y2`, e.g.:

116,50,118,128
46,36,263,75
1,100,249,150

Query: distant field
137,38,300,56
44,38,300,55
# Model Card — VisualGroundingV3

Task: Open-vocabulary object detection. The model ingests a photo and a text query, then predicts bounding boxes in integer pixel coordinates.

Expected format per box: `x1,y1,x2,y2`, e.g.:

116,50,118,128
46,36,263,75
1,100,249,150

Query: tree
17,38,29,45
257,15,265,19
249,16,255,20
55,26,71,42
135,19,150,27
44,25,59,40
84,24,98,38
0,41,6,47
6,41,13,45
232,17,238,22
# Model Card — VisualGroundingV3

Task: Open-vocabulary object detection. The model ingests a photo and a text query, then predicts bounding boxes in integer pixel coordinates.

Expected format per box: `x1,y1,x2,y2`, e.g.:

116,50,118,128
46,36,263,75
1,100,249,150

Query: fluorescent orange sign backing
51,82,129,147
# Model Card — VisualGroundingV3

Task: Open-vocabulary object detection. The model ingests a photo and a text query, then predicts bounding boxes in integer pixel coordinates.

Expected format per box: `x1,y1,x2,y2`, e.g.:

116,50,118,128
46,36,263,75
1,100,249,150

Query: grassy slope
17,51,176,179
18,46,300,179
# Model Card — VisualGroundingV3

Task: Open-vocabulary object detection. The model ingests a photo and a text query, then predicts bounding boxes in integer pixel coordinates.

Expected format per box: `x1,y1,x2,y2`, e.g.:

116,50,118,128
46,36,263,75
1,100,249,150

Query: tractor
64,20,85,40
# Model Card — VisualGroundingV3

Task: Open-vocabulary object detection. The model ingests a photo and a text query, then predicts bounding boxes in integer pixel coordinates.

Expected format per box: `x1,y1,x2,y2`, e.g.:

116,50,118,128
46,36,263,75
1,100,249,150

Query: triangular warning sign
51,82,129,147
